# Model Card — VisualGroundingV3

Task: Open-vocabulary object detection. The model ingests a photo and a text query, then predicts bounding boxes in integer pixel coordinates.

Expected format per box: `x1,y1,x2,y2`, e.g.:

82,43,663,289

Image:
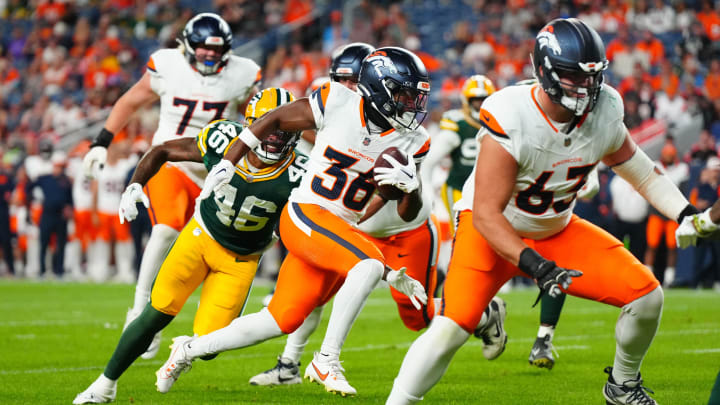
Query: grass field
1,281,718,404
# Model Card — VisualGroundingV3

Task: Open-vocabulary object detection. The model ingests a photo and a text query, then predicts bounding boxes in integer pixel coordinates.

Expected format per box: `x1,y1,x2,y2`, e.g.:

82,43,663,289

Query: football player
153,47,433,396
248,48,507,394
72,88,302,404
81,13,261,359
387,19,697,405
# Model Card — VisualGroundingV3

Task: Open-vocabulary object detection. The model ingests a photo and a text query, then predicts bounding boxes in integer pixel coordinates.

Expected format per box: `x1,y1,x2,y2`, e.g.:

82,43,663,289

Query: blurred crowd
0,0,718,288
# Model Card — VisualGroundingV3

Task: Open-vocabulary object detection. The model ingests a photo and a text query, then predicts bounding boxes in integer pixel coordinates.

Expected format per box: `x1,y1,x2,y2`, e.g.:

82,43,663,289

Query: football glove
198,159,235,200
118,183,149,224
518,248,582,305
676,209,718,249
373,152,419,194
385,266,427,310
82,146,107,179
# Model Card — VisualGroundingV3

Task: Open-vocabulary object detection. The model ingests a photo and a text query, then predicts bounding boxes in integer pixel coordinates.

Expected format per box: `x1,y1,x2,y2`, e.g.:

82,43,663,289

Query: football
373,146,408,201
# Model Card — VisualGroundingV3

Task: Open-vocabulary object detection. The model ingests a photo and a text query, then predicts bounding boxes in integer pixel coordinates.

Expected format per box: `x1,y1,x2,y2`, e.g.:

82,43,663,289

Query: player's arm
604,131,697,224
357,195,387,224
128,138,202,186
473,136,580,297
396,163,423,222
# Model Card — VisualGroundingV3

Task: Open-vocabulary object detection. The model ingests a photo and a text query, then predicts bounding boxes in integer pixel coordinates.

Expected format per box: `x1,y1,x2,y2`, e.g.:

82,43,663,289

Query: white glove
82,146,107,179
118,183,149,224
385,267,428,310
676,209,718,249
373,152,419,194
198,159,235,200
577,168,599,200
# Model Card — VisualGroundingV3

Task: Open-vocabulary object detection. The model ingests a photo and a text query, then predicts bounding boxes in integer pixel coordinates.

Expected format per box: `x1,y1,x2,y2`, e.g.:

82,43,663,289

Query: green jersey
196,120,307,255
438,109,482,190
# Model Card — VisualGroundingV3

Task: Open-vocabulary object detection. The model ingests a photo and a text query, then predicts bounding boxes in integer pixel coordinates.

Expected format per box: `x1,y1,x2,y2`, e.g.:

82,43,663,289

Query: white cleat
304,352,357,397
73,377,117,404
249,356,302,386
474,296,508,360
155,335,194,393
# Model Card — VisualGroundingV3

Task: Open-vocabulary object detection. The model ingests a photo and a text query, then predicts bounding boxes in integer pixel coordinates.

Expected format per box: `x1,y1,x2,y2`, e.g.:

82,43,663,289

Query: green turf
0,281,717,404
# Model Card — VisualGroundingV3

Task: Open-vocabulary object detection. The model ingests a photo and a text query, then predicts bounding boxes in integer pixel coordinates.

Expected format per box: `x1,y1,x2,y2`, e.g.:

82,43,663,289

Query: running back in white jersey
290,81,431,224
147,48,261,186
357,186,433,238
455,83,626,239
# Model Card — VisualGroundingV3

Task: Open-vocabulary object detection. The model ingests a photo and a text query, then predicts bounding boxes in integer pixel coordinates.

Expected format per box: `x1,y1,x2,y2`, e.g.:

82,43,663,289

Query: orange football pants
73,209,96,251
144,164,201,231
268,203,385,333
96,212,131,242
646,214,678,249
366,217,439,331
443,211,660,333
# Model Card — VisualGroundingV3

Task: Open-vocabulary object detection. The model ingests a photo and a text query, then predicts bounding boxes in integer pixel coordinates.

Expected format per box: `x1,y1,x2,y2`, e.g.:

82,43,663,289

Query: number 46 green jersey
195,119,307,255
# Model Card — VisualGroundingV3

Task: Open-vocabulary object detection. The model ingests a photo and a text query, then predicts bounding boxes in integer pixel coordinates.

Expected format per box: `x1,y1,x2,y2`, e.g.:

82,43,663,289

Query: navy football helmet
329,42,375,83
180,13,233,75
357,47,430,131
532,18,608,116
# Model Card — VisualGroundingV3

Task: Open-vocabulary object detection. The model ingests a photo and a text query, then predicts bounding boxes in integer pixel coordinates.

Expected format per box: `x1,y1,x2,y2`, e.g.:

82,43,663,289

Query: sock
104,304,174,380
93,373,117,388
186,307,283,358
432,297,442,317
132,225,177,311
319,259,383,358
613,286,663,383
388,316,470,402
538,324,555,339
474,303,490,331
282,306,323,363
540,291,566,325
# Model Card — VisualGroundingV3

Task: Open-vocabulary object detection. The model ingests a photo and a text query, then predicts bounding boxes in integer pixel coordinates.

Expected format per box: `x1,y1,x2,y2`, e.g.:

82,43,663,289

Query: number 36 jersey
194,120,307,255
290,81,431,224
455,83,627,239
148,48,261,187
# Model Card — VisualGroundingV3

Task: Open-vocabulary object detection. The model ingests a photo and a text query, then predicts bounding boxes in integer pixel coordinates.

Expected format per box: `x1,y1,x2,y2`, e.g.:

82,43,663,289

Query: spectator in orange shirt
606,26,634,78
634,30,664,67
704,59,720,101
697,0,720,41
651,59,680,98
618,62,652,99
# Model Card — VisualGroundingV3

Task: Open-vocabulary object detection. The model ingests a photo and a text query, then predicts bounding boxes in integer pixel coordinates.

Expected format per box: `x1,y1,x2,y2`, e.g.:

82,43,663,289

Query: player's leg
111,220,135,284
709,369,720,405
379,219,439,331
387,211,515,404
537,216,662,404
529,292,566,370
283,202,386,396
74,222,209,404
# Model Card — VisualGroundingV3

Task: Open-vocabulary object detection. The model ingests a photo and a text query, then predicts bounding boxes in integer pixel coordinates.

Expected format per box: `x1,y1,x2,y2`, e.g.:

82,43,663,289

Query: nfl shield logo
363,137,371,146
564,138,571,147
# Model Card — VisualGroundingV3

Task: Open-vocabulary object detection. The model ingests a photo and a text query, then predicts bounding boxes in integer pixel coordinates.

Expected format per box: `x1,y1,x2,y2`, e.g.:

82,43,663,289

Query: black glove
518,248,583,306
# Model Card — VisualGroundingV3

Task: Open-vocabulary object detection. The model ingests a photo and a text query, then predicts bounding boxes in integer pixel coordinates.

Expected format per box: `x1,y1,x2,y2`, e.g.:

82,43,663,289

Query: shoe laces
327,359,348,382
604,367,655,405
168,343,192,378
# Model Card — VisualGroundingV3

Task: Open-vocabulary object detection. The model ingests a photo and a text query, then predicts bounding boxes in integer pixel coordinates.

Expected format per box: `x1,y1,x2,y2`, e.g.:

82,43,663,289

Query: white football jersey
455,83,626,239
147,48,261,186
290,82,431,224
67,157,94,210
356,185,433,238
96,159,135,215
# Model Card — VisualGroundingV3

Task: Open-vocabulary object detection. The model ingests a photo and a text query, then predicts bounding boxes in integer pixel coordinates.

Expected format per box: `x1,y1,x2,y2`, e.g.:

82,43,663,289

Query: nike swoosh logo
481,112,491,121
494,324,501,338
235,258,247,263
531,348,541,356
398,253,409,258
400,168,414,179
312,362,329,381
278,375,296,382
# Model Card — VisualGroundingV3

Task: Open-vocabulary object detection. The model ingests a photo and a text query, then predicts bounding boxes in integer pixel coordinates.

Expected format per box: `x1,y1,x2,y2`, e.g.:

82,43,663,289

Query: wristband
91,128,115,148
677,204,701,224
518,248,544,278
238,127,261,150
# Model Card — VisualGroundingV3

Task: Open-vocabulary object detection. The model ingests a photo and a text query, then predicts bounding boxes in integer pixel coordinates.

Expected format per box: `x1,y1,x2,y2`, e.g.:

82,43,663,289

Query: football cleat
155,335,194,393
473,296,508,360
529,335,557,370
304,352,357,396
72,377,116,404
603,367,657,405
249,356,302,386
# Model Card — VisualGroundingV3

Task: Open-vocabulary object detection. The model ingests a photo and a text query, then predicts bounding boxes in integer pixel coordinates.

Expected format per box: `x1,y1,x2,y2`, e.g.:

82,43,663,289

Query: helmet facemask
383,78,429,131
253,130,301,164
180,13,232,76
534,53,607,116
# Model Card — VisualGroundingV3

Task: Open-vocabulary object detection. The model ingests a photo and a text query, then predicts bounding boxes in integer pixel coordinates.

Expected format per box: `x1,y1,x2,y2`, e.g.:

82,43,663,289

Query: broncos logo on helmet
244,88,300,164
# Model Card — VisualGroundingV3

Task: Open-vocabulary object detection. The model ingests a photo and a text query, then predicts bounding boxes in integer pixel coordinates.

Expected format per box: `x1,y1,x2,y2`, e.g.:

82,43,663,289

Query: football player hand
82,146,107,179
533,260,582,298
385,266,427,310
676,209,718,249
373,152,419,194
199,159,235,200
118,183,149,224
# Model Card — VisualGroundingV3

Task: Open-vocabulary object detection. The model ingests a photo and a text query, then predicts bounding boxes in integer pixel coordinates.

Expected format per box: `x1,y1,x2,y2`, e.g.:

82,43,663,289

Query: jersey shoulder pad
477,89,519,140
197,119,243,159
147,48,183,75
595,83,624,122
439,109,463,131
227,55,262,84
